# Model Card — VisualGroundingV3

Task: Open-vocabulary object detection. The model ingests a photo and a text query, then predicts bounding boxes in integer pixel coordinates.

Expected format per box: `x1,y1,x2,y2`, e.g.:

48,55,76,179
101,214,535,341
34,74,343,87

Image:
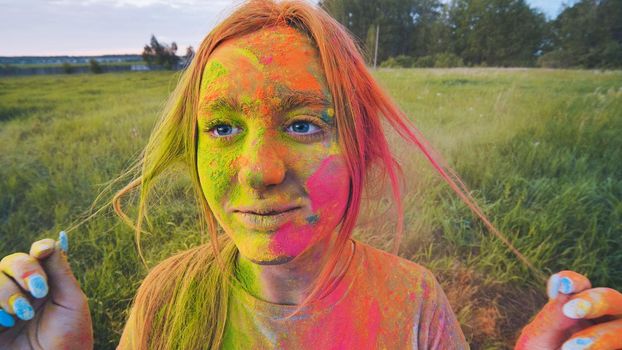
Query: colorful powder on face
306,215,319,224
268,155,349,258
197,26,347,264
232,47,263,70
260,55,273,65
201,61,229,91
268,222,316,259
320,110,332,124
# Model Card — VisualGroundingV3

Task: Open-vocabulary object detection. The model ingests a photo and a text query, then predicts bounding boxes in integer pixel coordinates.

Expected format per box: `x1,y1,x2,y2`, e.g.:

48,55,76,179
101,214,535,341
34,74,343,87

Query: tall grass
1,69,620,349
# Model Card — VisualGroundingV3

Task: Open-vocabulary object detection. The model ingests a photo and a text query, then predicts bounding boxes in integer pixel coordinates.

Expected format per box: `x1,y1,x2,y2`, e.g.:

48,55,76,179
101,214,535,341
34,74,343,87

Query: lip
232,205,301,231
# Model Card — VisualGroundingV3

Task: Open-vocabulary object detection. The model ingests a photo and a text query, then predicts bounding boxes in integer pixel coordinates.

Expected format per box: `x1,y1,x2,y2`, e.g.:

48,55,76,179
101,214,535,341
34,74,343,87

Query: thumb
40,231,84,309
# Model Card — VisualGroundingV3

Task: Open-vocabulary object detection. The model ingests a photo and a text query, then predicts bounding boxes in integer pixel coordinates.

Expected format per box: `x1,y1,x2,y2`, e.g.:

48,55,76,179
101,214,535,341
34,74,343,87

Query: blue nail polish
59,230,69,253
12,297,34,321
576,338,592,345
562,337,593,350
0,309,15,328
27,274,49,299
548,274,561,299
559,277,573,294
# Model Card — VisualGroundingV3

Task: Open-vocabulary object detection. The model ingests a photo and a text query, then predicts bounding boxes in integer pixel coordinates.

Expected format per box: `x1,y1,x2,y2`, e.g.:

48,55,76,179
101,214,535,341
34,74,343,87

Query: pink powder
269,156,349,257
260,55,273,65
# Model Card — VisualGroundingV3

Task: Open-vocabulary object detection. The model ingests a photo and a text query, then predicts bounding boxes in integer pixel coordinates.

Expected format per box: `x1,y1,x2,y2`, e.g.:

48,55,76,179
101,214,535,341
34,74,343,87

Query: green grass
1,69,621,349
2,61,140,69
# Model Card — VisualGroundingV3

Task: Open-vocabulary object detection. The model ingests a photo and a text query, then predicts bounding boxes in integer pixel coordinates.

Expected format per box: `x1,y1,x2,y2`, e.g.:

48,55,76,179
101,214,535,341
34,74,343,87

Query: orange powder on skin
196,26,344,264
581,288,622,316
235,27,326,94
568,318,622,348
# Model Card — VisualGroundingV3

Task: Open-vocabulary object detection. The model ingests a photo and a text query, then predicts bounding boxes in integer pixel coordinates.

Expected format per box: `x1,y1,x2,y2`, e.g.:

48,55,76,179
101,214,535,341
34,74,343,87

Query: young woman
1,1,620,349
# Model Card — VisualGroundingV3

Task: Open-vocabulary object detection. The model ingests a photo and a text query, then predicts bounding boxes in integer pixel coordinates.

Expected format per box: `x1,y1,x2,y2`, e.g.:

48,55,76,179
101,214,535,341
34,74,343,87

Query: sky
1,0,578,57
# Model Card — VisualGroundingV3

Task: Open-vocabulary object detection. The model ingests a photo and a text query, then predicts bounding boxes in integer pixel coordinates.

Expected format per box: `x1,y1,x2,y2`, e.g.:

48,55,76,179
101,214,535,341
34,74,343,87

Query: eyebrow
199,90,331,115
278,91,330,113
200,96,240,114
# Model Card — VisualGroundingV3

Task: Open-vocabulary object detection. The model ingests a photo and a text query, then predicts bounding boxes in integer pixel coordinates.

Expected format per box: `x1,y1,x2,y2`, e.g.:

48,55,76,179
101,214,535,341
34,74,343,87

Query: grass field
1,68,621,349
2,61,139,69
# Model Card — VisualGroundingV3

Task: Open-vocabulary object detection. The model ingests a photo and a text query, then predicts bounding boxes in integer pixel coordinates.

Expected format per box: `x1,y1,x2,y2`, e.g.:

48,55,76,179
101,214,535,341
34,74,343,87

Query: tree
542,0,622,68
320,0,621,68
142,35,180,69
184,46,195,66
89,59,103,74
320,0,444,64
62,62,74,74
448,0,547,66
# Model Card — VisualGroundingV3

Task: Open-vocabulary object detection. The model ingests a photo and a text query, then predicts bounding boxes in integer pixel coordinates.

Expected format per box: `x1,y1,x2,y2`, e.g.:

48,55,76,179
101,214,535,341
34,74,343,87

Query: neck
235,235,354,305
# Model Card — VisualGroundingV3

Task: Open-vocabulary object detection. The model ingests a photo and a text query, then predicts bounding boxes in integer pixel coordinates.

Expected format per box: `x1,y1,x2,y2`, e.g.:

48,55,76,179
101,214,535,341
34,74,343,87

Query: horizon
2,0,577,57
0,53,142,58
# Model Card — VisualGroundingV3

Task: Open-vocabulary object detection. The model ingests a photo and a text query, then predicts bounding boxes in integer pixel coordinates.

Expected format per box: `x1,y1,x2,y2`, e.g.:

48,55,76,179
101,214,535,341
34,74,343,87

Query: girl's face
197,26,350,264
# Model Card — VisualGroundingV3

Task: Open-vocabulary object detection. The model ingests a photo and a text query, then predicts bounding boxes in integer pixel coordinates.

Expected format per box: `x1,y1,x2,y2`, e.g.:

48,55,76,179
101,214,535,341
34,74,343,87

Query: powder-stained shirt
222,239,469,349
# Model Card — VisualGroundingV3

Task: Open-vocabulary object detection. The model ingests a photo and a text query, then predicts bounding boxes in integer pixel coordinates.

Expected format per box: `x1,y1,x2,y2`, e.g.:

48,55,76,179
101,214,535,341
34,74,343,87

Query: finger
30,238,56,260
0,273,34,321
0,253,49,299
563,288,622,319
562,318,622,350
41,232,84,308
548,271,592,300
0,308,15,328
515,295,582,349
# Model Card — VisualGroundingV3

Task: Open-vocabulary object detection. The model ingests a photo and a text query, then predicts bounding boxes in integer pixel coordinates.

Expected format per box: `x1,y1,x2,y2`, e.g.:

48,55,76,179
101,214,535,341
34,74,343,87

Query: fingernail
563,298,592,319
31,241,55,257
547,273,561,299
0,309,15,328
562,337,593,350
26,273,48,299
559,276,574,294
9,295,34,321
59,230,68,253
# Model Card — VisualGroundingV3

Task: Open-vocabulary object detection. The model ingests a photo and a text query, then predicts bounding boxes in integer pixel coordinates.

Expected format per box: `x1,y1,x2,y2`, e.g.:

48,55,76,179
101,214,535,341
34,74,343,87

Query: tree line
319,0,622,68
142,35,195,70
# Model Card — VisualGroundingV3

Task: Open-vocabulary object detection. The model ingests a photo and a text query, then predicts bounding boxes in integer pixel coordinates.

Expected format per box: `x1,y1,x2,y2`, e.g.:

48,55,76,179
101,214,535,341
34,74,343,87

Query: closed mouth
232,206,302,231
237,207,301,216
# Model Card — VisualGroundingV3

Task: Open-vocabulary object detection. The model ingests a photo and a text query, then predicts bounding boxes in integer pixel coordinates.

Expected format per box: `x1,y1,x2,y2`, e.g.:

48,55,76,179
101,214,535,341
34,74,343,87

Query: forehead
200,26,329,100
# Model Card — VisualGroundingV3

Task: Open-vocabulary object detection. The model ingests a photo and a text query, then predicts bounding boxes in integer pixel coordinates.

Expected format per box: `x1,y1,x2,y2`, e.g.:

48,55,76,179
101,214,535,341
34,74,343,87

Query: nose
238,137,286,191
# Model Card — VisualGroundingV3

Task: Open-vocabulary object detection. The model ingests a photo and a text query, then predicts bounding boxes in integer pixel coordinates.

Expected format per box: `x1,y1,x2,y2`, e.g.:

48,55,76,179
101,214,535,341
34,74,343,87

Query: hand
0,232,93,349
515,270,622,350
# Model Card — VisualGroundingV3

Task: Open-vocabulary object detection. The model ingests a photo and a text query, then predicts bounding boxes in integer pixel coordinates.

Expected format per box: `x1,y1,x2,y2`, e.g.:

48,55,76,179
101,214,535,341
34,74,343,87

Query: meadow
0,68,620,349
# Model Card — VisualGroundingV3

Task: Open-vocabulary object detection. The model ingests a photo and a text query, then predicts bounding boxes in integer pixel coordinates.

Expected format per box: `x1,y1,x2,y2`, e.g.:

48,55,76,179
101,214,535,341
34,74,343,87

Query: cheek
306,155,350,220
269,155,350,257
196,143,238,212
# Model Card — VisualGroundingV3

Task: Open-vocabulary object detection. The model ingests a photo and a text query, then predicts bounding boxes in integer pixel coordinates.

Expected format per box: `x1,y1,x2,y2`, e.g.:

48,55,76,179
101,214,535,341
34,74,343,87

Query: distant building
0,55,142,65
131,64,150,71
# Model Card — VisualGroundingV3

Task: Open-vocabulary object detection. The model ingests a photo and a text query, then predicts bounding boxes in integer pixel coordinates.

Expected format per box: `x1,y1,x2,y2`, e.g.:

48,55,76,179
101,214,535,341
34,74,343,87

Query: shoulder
119,240,234,349
352,240,468,348
352,240,448,322
118,246,206,350
354,239,440,291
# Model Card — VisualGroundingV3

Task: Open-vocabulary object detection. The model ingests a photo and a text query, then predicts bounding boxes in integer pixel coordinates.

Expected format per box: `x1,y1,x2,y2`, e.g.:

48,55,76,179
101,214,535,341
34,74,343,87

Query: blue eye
287,121,321,135
210,124,241,137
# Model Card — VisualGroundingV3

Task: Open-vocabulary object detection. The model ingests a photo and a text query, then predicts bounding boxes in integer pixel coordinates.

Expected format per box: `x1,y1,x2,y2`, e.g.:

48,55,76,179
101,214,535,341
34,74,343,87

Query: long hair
114,0,542,348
